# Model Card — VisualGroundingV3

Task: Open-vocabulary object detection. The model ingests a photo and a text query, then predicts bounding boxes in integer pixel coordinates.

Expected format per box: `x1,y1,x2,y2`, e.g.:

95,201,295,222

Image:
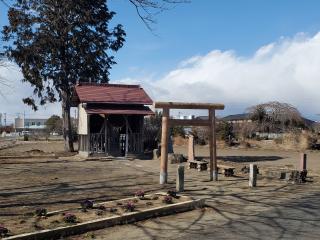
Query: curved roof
72,83,153,105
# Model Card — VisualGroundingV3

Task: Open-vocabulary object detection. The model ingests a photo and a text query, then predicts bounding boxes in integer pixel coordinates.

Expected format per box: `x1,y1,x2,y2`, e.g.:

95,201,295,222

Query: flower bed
1,192,204,239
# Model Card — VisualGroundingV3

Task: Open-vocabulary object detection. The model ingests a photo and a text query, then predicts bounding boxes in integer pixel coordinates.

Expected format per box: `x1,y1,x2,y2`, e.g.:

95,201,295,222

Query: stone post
249,164,257,187
188,135,195,161
176,165,184,192
300,153,307,171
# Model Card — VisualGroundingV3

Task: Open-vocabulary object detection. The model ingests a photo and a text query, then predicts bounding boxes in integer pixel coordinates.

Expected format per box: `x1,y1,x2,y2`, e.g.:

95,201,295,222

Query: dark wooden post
209,109,218,181
104,116,107,155
160,108,170,184
300,153,307,171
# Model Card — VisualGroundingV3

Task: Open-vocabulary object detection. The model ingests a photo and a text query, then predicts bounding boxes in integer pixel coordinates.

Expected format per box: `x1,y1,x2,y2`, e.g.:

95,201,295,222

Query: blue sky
1,0,320,121
108,0,320,80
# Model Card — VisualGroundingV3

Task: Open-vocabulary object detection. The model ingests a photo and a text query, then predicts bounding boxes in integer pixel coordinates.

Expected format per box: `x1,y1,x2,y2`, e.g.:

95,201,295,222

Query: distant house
14,117,47,132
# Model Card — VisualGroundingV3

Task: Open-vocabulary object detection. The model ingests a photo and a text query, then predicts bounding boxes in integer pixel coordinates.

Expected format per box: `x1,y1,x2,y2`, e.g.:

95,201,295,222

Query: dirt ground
0,141,319,239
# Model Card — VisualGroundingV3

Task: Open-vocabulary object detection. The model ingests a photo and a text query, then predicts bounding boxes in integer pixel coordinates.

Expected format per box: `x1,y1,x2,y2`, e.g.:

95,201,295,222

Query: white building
14,117,47,132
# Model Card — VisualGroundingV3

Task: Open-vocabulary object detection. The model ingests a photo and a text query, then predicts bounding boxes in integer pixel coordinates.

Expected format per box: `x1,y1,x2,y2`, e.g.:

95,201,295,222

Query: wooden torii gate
154,102,225,184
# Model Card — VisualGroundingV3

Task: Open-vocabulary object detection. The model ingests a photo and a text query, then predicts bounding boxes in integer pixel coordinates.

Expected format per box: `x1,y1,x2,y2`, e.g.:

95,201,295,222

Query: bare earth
0,141,319,239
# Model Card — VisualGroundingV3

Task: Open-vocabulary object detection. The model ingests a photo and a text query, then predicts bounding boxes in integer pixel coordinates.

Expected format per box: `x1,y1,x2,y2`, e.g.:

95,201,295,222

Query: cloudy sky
1,0,320,123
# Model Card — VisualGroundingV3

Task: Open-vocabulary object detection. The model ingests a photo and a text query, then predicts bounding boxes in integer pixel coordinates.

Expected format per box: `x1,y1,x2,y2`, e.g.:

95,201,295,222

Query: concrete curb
4,198,204,240
0,154,57,159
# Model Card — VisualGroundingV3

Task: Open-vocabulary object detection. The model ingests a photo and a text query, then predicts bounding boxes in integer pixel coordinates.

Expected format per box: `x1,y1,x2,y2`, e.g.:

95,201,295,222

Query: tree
129,0,189,31
46,115,62,134
247,101,304,133
2,0,126,151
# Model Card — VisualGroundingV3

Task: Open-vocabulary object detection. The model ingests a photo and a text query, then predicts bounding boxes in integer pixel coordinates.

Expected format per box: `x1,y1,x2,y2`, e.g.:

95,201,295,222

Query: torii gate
154,102,225,184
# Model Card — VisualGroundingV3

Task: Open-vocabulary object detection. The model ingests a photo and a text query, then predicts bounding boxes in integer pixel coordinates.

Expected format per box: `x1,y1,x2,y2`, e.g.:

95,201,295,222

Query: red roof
73,83,153,105
85,105,154,115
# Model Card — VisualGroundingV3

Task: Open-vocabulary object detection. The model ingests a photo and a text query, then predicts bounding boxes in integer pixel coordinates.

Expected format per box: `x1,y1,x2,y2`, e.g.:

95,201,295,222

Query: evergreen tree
2,0,125,151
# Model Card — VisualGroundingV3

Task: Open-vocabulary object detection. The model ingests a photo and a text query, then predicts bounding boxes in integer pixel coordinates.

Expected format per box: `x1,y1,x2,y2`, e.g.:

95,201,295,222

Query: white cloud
2,31,320,123
116,32,320,118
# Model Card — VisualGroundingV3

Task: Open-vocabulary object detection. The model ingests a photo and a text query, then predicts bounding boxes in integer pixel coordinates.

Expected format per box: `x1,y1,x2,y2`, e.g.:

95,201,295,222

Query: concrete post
300,153,307,171
188,135,195,161
249,164,257,187
160,108,170,184
176,165,184,192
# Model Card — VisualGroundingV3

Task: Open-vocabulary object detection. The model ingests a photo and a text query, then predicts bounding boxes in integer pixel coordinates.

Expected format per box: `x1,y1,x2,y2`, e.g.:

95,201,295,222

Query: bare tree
129,0,189,31
247,101,304,133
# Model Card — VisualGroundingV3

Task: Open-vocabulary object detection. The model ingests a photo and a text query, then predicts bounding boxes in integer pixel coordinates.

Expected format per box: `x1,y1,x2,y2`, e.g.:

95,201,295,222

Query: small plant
151,195,159,200
135,189,145,199
96,210,104,216
109,208,118,213
167,190,177,198
63,213,77,223
97,205,106,211
81,200,94,209
35,208,47,217
163,195,173,204
124,201,136,212
0,224,9,237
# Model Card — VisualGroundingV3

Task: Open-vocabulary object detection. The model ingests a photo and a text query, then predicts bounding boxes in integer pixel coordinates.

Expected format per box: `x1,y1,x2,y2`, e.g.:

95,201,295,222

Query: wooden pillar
160,108,170,184
300,153,307,171
87,114,90,154
104,116,107,155
125,116,129,157
209,109,218,181
140,116,144,153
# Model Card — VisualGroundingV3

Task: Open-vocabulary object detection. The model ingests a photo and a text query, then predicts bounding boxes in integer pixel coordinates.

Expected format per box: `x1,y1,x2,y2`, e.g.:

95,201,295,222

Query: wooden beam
154,102,225,110
169,119,210,127
160,107,170,184
209,109,218,181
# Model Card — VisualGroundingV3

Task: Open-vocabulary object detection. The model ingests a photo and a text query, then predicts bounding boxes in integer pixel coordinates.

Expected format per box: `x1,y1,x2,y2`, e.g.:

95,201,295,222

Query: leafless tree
247,101,304,133
129,0,189,31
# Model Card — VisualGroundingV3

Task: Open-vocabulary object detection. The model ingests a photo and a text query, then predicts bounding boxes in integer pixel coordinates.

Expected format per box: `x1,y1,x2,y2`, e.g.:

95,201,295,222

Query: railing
90,132,143,155
90,133,105,153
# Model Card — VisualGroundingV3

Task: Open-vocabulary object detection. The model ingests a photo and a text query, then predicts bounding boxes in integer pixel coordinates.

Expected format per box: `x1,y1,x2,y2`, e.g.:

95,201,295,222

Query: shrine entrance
154,102,225,184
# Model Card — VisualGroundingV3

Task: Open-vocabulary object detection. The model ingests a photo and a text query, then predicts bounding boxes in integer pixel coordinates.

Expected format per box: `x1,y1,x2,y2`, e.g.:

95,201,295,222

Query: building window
32,122,35,126
37,122,41,126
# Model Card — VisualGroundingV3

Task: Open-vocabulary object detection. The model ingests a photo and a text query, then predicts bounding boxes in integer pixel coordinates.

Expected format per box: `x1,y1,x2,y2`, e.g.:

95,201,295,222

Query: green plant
35,208,47,217
23,134,29,141
0,224,9,237
63,213,77,223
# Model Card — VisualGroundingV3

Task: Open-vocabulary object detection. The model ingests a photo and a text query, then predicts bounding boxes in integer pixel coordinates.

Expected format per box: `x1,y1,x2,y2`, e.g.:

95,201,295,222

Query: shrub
23,134,29,141
0,225,9,237
163,195,173,204
63,213,77,223
135,190,145,199
124,201,136,212
81,200,94,209
35,208,47,217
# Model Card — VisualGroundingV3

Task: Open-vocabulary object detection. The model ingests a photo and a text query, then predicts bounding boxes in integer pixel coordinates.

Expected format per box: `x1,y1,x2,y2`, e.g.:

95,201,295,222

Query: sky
1,0,320,123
